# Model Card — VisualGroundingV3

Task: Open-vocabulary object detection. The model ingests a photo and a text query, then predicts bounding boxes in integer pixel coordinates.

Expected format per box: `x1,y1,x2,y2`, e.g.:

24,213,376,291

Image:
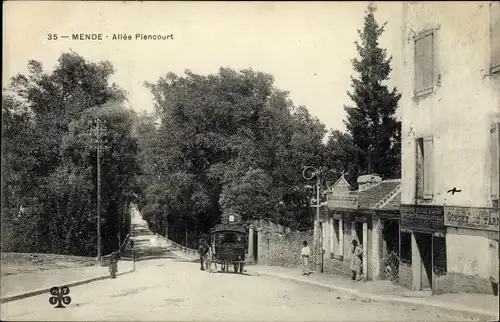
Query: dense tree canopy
137,68,327,245
1,52,140,255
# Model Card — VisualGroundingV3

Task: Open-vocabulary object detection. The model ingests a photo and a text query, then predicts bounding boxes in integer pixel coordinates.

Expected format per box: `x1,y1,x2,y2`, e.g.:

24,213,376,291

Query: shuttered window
416,138,424,199
491,123,500,200
414,32,434,94
491,1,500,73
423,137,435,199
416,137,434,200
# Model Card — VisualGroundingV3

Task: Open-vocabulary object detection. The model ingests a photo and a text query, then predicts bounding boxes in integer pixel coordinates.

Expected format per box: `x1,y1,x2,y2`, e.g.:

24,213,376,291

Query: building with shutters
399,1,500,295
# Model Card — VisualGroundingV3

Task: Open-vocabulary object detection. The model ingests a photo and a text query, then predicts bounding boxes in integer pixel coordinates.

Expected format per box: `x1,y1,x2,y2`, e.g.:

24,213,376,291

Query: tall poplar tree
344,4,401,179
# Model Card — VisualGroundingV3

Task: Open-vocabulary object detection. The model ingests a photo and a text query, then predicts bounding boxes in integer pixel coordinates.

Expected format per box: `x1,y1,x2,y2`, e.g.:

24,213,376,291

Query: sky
3,1,403,134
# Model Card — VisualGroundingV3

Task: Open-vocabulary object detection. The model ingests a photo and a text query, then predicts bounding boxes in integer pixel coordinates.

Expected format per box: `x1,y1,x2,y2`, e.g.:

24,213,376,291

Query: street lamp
302,166,322,273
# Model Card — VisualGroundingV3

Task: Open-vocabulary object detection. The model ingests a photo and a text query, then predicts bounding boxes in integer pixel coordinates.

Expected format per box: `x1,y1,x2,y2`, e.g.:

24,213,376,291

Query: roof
358,179,401,210
379,190,401,211
327,175,352,192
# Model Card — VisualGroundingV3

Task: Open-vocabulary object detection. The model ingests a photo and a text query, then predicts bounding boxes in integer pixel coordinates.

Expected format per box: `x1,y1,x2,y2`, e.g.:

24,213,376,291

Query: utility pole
315,172,322,273
89,118,106,261
97,118,102,261
303,166,323,273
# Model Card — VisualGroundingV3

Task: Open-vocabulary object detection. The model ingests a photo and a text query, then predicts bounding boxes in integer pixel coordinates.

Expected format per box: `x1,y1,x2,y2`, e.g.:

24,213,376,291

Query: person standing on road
350,239,363,281
301,241,311,276
109,251,119,279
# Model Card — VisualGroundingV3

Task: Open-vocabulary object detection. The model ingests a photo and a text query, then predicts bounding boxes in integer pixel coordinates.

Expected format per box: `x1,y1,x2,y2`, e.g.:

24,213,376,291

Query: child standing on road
301,241,311,276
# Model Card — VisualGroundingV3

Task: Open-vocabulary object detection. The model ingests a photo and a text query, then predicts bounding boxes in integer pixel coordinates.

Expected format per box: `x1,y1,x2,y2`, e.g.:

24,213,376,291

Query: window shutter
416,138,424,199
491,1,500,70
491,123,500,200
415,33,434,93
423,137,434,199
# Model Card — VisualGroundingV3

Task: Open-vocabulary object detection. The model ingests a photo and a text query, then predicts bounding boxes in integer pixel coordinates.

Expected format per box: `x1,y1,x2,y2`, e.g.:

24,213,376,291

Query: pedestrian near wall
301,241,311,276
109,251,119,279
350,239,363,281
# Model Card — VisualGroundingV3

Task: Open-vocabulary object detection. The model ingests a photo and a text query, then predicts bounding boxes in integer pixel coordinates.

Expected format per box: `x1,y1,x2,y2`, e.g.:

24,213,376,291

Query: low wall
399,262,413,289
323,257,351,276
435,272,499,295
257,229,315,270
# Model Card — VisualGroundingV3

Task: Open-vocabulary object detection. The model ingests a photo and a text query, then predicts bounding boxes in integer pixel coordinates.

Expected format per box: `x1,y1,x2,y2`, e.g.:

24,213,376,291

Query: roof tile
358,181,400,210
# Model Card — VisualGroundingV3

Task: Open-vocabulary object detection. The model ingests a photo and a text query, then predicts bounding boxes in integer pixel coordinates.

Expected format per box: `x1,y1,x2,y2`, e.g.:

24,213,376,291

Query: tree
1,52,139,256
138,68,326,244
324,129,362,189
343,3,401,180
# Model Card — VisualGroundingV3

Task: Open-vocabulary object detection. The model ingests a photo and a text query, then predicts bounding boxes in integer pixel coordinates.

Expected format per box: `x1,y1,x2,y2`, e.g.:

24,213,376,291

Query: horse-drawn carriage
201,221,248,273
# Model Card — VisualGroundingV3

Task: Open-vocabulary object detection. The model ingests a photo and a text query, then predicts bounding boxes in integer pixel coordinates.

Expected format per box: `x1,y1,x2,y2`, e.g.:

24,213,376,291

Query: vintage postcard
1,1,499,321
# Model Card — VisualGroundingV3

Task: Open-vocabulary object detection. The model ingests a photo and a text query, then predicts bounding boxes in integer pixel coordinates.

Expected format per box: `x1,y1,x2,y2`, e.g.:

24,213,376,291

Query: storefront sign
400,205,445,232
444,206,499,232
326,192,358,210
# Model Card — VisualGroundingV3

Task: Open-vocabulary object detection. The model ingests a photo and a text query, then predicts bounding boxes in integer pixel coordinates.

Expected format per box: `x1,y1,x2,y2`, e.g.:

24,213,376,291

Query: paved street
0,216,486,321
1,256,484,321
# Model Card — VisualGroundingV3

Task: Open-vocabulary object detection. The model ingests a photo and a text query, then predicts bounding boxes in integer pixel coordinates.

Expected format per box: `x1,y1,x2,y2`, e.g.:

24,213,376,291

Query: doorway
354,221,363,244
353,221,364,276
489,239,499,296
382,219,400,281
415,232,433,290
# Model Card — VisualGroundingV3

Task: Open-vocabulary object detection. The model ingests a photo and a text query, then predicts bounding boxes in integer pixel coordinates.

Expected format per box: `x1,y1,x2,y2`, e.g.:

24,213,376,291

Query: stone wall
434,272,498,295
399,262,413,289
257,229,315,270
323,257,351,276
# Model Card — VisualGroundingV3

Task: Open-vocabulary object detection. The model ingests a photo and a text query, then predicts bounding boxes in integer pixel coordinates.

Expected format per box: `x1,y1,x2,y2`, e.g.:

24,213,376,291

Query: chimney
357,174,382,191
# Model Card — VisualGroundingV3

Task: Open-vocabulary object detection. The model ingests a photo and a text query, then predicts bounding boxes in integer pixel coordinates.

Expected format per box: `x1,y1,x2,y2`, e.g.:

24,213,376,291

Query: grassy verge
1,252,97,276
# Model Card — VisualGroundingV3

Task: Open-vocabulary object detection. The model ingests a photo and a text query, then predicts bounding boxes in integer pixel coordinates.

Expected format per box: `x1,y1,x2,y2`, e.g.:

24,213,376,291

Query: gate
383,249,400,282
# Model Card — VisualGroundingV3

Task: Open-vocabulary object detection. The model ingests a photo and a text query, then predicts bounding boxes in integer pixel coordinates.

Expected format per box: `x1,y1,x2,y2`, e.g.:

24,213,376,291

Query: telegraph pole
89,117,106,261
96,118,102,261
315,173,322,273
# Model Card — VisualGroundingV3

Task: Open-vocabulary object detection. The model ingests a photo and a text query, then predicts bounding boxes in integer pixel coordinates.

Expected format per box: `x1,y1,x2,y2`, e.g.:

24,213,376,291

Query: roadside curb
248,269,499,321
0,269,135,304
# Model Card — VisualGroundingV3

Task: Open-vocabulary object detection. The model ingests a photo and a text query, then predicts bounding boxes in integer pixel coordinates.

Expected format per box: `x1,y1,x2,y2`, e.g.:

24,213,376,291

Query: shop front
323,175,361,277
442,206,499,295
399,205,446,293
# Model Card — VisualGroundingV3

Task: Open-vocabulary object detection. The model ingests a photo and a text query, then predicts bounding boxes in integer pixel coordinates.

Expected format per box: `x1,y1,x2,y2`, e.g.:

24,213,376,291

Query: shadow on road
211,271,253,277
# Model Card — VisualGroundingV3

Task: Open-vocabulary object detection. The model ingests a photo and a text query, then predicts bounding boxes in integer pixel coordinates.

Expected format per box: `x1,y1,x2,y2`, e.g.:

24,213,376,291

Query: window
416,137,434,200
491,1,500,74
400,231,412,264
414,31,434,95
491,123,500,201
433,235,447,276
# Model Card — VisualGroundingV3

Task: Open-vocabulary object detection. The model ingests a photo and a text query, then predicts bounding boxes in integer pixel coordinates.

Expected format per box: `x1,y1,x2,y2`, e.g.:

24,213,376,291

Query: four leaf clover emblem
49,286,71,308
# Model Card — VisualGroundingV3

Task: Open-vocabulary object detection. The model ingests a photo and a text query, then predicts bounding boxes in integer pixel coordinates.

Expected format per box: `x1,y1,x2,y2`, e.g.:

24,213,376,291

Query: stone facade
256,228,315,270
399,1,500,295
